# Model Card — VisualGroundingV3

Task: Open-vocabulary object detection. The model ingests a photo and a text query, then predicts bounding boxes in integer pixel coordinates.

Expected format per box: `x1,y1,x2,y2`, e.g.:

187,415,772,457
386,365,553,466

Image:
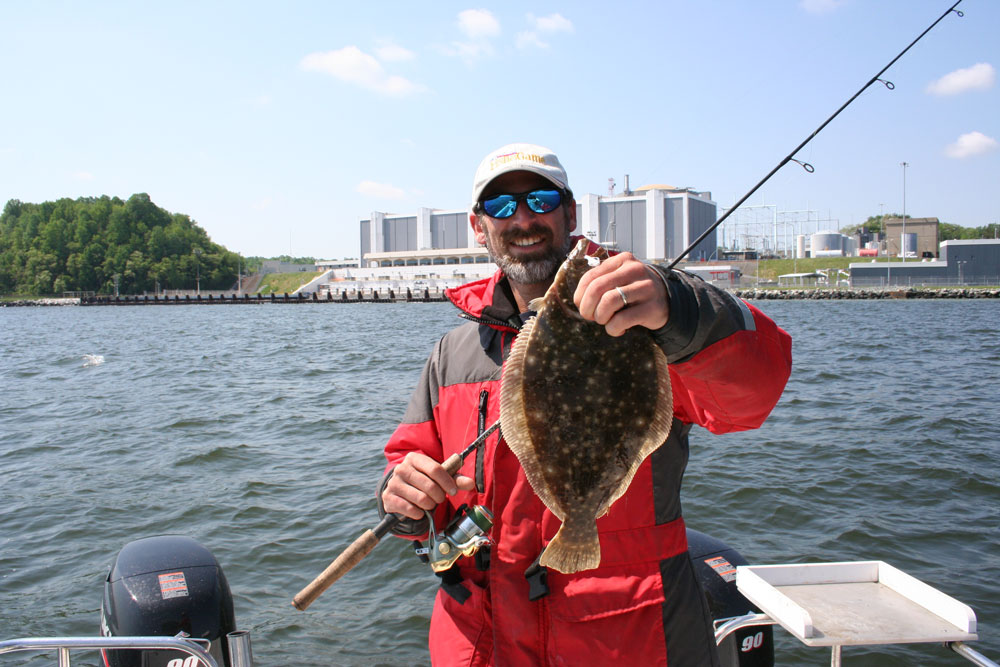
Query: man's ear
470,212,487,245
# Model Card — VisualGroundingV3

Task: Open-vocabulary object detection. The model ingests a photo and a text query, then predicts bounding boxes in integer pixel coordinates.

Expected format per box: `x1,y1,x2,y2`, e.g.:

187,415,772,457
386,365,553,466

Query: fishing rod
292,419,501,610
665,0,965,271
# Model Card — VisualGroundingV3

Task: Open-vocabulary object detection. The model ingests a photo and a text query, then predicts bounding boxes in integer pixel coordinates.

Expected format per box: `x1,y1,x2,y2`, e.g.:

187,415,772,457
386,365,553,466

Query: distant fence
850,275,1000,288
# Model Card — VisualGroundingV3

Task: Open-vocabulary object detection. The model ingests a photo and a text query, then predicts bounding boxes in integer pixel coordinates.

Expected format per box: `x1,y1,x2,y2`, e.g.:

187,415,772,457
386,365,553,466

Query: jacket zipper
458,311,521,332
475,390,489,493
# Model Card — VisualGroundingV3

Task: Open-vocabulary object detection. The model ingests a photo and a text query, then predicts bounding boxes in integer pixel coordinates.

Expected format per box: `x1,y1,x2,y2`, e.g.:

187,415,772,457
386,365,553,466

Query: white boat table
728,560,994,666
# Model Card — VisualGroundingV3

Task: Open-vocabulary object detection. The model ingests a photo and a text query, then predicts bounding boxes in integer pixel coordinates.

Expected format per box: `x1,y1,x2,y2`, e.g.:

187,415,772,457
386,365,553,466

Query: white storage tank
813,249,847,258
901,232,917,257
811,231,844,256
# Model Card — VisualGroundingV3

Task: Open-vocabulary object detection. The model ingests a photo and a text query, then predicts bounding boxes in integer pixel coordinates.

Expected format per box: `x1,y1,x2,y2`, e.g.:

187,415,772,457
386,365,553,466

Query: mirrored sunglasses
480,189,564,219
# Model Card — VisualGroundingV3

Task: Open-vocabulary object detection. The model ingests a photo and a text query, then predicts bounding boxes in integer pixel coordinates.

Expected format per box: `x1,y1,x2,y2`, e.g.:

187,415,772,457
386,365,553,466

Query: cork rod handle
292,421,499,610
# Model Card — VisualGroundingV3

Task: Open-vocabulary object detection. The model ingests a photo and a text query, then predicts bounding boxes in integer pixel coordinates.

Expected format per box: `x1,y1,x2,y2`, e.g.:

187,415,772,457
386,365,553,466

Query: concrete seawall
68,288,451,306
4,287,999,307
733,288,1000,300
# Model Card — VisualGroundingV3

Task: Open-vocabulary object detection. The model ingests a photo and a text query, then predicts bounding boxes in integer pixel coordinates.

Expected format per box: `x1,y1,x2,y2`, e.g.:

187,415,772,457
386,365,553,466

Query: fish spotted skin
500,239,673,573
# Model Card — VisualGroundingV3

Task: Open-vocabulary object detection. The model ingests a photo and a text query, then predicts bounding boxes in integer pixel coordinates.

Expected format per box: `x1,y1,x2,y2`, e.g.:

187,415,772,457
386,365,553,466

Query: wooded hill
0,194,239,296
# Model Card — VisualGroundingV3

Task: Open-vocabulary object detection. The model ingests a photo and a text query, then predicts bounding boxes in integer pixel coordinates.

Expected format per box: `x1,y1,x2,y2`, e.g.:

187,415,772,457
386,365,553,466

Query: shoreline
731,287,1000,300
3,287,1000,307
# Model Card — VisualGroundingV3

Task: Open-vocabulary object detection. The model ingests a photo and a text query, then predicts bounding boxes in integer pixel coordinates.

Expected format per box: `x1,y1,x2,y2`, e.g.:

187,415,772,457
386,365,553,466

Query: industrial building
849,239,1000,287
358,185,718,270
883,217,940,258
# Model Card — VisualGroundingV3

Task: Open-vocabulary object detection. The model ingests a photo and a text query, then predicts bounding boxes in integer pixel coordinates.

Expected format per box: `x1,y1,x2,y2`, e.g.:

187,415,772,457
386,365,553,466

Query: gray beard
486,233,573,286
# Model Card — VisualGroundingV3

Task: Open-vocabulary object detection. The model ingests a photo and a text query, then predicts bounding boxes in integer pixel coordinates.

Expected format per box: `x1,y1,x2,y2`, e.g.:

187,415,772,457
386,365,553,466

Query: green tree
0,194,242,296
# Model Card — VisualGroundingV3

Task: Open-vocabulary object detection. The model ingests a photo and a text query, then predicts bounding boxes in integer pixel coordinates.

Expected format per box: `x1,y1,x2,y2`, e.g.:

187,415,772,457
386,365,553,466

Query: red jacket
380,246,792,666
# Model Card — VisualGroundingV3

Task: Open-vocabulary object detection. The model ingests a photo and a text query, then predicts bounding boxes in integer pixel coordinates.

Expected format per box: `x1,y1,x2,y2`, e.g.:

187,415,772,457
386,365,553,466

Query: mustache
499,225,552,245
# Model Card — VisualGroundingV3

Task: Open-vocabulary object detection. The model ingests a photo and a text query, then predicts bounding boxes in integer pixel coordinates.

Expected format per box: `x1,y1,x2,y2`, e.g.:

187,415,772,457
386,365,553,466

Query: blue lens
526,190,562,213
482,189,562,219
483,195,518,219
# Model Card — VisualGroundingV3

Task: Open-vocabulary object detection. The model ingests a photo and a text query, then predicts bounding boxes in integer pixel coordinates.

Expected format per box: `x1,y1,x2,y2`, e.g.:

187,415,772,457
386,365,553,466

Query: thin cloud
375,42,415,63
945,131,999,159
926,63,995,96
799,0,847,13
518,13,574,50
458,9,500,38
529,13,573,34
300,46,425,96
357,180,406,199
439,40,495,61
440,9,500,62
516,31,548,50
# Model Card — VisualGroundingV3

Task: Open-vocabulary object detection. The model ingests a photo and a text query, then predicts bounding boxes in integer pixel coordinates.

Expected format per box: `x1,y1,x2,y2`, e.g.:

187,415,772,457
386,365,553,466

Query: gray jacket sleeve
647,265,757,363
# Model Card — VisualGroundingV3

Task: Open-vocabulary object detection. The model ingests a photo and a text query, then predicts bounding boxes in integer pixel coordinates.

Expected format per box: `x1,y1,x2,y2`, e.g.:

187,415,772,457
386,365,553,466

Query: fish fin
589,244,610,261
568,238,590,259
540,519,601,574
527,297,545,312
500,316,564,517
643,344,674,459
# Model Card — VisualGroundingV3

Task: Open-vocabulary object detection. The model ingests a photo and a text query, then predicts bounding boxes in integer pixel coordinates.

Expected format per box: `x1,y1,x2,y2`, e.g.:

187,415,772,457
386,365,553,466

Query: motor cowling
687,528,775,667
100,536,236,667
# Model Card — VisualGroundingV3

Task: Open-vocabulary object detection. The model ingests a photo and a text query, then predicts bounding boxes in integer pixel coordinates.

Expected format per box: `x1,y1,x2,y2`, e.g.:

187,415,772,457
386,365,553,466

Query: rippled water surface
1,300,998,665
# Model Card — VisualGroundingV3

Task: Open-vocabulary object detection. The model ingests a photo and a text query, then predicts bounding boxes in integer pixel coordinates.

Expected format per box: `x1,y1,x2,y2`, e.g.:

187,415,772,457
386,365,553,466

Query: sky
1,0,997,260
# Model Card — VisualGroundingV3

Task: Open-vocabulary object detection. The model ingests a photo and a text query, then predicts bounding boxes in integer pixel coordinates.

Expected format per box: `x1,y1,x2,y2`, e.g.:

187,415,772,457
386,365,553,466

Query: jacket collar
444,235,599,326
444,269,520,326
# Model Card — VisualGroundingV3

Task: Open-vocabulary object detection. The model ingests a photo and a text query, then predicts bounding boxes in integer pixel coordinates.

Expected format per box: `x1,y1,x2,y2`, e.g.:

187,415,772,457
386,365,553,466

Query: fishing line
664,0,964,271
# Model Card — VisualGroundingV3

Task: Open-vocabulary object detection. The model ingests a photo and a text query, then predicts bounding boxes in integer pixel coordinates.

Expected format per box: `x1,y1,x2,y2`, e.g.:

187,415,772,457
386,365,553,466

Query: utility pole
900,162,908,263
879,203,885,258
194,247,202,295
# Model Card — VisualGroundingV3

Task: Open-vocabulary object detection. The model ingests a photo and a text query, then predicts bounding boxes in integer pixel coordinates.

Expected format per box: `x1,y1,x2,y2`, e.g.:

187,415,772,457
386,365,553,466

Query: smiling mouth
511,235,544,247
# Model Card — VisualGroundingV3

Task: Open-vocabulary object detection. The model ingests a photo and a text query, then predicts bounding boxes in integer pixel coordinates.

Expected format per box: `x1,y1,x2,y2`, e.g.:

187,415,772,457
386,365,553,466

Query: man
378,143,792,665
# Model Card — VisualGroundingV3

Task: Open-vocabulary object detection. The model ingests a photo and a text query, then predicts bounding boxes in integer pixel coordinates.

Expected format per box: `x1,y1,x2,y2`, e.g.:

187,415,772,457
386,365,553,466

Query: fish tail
540,520,601,574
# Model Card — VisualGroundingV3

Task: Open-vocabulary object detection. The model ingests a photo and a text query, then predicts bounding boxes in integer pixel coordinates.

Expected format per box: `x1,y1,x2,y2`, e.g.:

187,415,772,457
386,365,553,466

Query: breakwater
733,287,1000,299
3,287,999,307
1,288,449,307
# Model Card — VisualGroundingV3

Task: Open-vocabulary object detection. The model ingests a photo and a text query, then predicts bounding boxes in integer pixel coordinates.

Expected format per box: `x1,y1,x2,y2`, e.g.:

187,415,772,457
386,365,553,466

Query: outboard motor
687,528,775,667
100,536,237,667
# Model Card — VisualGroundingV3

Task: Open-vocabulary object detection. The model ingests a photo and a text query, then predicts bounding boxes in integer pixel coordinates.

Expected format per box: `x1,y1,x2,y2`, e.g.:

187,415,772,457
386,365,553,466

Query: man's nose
507,202,542,226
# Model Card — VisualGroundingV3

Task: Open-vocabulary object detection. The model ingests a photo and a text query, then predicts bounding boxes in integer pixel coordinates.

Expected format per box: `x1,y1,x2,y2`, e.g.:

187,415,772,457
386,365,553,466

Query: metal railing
0,635,223,667
1,631,253,667
715,612,999,667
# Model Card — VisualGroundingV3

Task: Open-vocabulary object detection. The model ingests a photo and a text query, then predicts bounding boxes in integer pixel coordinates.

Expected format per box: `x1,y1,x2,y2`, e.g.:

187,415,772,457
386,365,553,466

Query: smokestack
624,174,631,195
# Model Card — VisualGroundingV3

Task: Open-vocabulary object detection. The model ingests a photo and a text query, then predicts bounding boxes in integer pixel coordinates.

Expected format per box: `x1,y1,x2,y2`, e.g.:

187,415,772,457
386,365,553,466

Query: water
1,300,998,666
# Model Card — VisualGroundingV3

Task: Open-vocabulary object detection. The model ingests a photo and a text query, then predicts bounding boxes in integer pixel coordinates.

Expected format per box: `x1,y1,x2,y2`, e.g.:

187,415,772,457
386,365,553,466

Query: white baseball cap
471,142,570,206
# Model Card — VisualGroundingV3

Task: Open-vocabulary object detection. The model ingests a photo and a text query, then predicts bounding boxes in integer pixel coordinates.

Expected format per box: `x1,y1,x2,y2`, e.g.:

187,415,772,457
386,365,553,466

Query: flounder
500,238,673,574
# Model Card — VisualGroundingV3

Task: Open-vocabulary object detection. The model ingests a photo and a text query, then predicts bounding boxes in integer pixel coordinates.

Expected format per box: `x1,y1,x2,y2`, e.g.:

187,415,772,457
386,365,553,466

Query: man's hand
574,252,670,336
382,452,475,520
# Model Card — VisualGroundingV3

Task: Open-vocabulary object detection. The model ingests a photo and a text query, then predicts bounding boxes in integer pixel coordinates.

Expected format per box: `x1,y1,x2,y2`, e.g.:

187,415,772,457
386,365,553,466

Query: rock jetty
732,288,1000,299
1,297,81,307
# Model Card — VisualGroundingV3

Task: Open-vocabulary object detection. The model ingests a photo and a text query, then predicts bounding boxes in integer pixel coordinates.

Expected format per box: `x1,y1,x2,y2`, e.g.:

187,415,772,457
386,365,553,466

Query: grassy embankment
255,271,322,295
751,257,861,283
674,257,866,285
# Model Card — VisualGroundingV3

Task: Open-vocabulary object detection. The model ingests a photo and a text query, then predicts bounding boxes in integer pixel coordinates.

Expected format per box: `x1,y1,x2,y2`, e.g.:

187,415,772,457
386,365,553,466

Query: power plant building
359,186,718,270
